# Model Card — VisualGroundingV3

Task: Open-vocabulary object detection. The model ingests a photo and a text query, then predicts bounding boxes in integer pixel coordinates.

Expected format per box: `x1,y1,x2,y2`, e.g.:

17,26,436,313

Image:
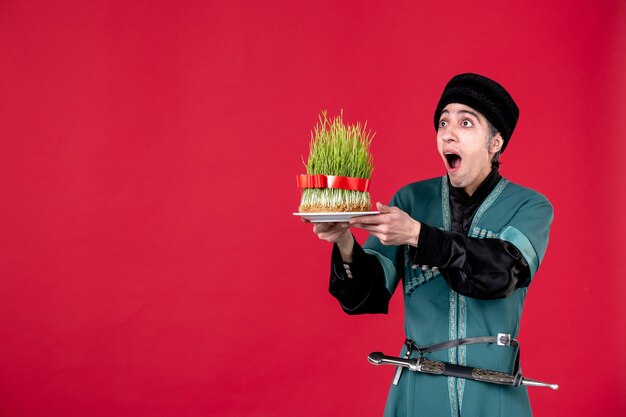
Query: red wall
1,1,625,416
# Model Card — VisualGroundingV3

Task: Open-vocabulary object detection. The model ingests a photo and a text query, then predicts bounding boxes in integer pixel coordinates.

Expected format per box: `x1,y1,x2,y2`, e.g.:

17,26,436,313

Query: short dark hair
486,120,501,170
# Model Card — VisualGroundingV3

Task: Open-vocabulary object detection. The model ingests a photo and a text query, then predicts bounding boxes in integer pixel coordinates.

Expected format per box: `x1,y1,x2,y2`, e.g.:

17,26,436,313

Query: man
312,73,553,417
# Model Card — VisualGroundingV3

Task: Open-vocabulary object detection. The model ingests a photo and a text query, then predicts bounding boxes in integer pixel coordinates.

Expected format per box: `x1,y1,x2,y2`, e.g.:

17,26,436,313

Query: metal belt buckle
497,333,511,346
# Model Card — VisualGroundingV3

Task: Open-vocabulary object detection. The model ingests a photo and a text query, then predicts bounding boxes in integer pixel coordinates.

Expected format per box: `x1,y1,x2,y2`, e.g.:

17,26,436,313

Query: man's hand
310,222,350,244
350,202,421,246
305,220,355,262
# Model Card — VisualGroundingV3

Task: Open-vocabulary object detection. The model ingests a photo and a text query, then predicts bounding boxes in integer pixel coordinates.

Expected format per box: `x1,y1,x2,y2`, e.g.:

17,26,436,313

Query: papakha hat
434,73,519,153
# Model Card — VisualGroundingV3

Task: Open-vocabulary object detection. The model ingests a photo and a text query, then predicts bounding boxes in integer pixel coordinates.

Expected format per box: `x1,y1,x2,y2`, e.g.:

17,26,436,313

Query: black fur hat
434,73,519,152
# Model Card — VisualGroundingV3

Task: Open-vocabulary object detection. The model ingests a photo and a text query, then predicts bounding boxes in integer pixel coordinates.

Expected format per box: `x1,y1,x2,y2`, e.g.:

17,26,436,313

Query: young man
312,73,553,417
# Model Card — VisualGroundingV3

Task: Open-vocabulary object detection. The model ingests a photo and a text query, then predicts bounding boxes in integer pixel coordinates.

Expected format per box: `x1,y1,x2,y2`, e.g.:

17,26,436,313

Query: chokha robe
332,176,553,417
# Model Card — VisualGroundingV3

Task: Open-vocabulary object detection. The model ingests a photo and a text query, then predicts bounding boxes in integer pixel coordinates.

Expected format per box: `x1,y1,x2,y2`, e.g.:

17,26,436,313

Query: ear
489,133,504,154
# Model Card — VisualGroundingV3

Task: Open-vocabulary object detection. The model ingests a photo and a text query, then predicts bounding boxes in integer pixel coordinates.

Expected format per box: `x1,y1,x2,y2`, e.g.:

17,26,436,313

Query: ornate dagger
368,352,558,390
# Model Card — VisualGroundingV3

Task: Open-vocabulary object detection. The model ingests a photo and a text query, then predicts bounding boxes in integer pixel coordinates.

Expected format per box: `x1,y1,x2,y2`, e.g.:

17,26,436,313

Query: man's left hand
350,202,421,246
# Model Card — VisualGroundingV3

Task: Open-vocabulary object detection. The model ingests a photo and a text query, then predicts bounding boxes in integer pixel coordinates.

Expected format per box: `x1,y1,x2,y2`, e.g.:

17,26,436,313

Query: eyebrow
459,109,480,120
439,109,481,120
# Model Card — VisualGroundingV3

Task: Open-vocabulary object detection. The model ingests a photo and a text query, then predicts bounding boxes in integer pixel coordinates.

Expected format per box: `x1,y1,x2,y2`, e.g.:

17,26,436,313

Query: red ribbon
296,174,370,192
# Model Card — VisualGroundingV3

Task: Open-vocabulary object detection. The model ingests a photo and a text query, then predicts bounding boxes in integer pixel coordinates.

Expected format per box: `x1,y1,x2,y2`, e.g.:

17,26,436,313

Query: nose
439,125,458,143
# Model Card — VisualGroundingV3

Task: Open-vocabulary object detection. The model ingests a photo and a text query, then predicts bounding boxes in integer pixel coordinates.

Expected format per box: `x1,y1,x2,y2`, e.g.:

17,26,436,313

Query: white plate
293,211,380,223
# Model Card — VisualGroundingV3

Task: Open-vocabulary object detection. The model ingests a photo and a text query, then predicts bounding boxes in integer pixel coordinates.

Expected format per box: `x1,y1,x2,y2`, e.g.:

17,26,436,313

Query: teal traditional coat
363,176,553,417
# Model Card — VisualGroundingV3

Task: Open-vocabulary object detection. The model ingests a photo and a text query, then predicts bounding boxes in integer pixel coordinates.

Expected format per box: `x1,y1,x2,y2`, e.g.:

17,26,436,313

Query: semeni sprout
299,111,375,212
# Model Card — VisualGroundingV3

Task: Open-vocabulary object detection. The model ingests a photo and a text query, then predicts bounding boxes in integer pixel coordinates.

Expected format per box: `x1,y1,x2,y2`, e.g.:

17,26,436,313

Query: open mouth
445,152,462,170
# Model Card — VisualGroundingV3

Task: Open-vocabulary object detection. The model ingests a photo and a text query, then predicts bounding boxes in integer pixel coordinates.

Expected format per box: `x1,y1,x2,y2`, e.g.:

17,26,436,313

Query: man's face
436,103,501,195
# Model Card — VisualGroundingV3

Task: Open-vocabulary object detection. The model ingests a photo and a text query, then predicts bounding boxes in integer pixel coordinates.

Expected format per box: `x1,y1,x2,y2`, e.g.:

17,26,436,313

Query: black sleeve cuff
329,237,390,314
408,223,448,267
330,236,371,280
408,225,532,299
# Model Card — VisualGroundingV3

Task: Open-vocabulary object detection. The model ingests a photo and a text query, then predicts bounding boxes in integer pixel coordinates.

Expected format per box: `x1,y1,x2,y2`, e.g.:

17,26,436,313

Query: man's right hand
308,221,355,262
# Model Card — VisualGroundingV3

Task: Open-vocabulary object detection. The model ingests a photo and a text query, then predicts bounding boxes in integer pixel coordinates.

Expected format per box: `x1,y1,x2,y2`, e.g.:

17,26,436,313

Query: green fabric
499,226,539,277
363,176,553,417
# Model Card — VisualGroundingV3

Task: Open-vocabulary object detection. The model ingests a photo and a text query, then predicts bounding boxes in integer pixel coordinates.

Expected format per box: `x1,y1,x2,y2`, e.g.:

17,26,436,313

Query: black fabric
329,169,531,309
412,225,530,299
410,170,531,299
433,73,519,152
329,236,392,314
449,168,501,234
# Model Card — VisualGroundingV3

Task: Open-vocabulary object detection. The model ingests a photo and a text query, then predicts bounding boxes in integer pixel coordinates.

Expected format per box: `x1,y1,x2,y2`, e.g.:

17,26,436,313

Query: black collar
447,169,502,234
448,168,502,204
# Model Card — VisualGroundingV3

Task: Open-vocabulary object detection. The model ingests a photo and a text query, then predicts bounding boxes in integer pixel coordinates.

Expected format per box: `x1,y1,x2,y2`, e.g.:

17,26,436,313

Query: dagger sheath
368,352,558,390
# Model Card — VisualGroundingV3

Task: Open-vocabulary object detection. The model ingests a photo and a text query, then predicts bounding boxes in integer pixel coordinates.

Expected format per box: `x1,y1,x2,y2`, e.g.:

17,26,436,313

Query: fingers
313,222,345,234
350,214,383,226
318,229,348,242
376,202,400,213
356,226,397,246
351,223,385,234
350,204,399,226
350,212,397,226
351,225,389,245
313,222,349,242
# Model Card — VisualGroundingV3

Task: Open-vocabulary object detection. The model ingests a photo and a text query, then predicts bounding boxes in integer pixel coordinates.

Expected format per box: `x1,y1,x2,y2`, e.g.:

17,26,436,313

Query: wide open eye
439,120,448,128
462,119,473,127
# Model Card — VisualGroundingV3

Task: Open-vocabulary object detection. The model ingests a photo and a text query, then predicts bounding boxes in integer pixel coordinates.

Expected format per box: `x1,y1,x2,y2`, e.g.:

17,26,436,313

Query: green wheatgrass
299,111,375,212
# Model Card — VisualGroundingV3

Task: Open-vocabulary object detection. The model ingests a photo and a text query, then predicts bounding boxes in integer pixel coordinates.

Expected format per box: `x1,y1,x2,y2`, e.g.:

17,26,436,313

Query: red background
1,1,625,416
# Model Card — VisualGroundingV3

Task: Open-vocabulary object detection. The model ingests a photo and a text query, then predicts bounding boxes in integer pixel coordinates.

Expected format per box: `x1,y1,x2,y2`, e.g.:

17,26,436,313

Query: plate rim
293,211,379,216
293,211,380,222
